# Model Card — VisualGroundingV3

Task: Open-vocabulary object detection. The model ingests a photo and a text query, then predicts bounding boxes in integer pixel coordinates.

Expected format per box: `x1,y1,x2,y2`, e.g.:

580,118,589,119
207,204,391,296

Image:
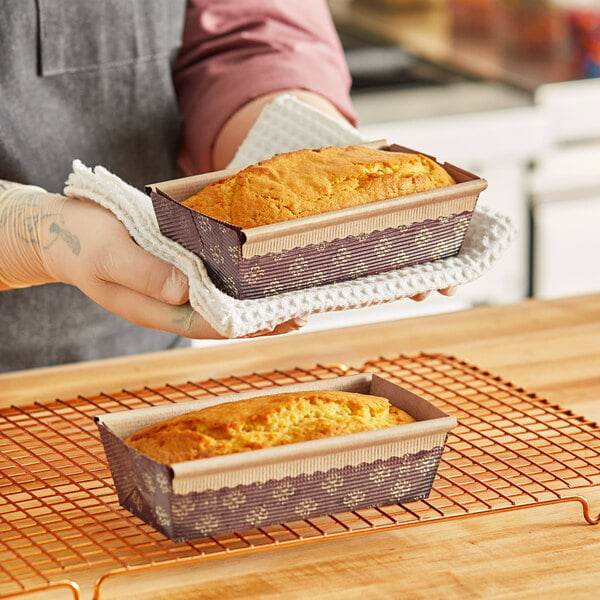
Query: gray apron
0,0,190,372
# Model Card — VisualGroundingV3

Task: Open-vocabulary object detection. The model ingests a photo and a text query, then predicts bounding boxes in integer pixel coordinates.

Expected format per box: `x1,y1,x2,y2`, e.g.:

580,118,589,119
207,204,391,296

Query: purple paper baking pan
147,143,487,299
96,373,456,542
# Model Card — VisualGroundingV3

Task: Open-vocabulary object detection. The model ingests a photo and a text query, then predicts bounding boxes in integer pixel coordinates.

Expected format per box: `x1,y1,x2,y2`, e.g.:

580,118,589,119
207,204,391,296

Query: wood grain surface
2,293,599,599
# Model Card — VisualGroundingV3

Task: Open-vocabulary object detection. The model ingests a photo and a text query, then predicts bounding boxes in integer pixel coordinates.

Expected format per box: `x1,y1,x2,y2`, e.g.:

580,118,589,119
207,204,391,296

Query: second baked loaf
125,389,415,464
182,145,455,228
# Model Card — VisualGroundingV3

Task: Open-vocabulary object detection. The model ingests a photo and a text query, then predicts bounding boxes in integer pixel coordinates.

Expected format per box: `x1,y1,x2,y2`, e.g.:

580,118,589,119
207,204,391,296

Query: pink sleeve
173,0,357,174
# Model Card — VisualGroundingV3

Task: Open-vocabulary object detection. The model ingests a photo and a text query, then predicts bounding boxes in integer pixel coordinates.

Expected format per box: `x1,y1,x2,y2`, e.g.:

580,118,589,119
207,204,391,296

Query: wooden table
1,293,599,599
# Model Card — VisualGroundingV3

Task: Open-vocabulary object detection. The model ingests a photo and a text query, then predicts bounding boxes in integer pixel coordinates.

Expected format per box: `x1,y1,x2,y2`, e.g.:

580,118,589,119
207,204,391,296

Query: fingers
87,277,309,340
87,280,223,339
244,316,309,338
44,198,190,306
410,286,458,301
438,286,457,296
409,291,431,302
97,242,189,305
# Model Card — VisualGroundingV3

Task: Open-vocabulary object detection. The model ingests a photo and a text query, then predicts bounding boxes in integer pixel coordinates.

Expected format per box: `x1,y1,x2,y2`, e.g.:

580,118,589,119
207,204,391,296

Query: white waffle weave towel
64,95,516,338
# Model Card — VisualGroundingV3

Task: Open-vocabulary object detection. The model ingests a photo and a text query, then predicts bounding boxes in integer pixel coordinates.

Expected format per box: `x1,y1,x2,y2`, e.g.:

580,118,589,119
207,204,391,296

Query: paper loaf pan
147,143,488,299
96,374,457,542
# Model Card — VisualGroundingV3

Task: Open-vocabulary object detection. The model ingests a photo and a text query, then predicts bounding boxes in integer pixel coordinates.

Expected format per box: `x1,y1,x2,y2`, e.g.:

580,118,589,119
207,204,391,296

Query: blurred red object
497,0,568,61
568,8,600,77
448,0,497,36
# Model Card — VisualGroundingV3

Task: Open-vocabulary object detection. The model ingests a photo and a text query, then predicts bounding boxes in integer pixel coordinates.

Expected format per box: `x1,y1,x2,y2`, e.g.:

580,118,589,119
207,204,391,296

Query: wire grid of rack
1,353,599,599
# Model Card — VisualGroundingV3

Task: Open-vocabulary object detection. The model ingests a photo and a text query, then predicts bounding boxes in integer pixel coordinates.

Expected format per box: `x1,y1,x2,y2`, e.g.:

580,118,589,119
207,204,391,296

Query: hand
409,286,457,302
0,187,208,336
0,188,304,339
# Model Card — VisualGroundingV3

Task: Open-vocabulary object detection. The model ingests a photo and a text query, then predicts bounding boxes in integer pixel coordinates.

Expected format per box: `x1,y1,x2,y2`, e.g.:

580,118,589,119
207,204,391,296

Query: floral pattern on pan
124,447,445,541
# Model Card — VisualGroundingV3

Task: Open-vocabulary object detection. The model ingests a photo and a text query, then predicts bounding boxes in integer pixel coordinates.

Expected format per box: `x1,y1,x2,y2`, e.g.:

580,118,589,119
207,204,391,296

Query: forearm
0,180,26,290
175,0,356,174
212,89,351,170
0,179,29,193
0,183,59,290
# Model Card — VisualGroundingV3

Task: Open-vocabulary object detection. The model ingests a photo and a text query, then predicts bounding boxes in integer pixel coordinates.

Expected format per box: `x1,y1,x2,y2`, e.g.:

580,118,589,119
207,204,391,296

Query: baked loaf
181,145,455,228
125,390,415,464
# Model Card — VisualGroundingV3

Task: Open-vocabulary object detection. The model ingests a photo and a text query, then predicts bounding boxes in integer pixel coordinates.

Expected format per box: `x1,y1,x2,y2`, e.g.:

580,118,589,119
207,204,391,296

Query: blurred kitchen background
197,0,600,343
304,0,600,331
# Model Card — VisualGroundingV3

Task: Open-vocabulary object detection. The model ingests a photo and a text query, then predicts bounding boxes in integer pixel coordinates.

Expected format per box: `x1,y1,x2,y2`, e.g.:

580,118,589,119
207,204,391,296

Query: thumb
159,266,190,304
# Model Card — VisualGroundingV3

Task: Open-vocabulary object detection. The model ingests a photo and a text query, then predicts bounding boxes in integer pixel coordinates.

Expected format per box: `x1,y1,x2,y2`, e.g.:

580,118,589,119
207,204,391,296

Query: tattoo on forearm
48,222,81,255
0,191,81,257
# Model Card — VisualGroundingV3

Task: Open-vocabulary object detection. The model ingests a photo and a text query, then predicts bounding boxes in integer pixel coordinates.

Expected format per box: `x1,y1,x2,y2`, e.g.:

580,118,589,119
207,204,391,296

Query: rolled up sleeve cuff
174,1,356,174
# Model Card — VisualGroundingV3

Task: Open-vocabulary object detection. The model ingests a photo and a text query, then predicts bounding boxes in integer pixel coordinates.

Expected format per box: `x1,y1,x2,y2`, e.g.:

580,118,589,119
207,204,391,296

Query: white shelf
535,79,600,143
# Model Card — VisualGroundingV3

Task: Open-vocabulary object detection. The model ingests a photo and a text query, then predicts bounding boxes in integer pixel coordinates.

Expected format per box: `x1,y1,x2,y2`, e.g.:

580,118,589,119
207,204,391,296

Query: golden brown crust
181,145,455,228
125,390,415,464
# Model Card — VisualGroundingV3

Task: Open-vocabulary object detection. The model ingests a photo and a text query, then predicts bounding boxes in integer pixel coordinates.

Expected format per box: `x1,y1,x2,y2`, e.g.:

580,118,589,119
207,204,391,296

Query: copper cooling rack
1,353,599,599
